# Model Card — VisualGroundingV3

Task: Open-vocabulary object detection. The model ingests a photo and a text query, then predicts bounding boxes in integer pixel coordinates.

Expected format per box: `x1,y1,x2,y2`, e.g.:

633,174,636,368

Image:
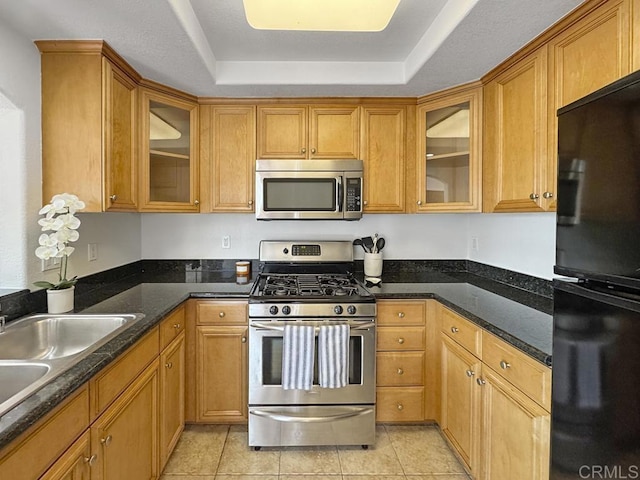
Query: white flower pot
47,286,75,313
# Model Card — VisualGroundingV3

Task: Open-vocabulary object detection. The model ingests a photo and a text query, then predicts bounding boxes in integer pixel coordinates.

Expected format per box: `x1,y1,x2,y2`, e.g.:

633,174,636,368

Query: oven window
261,336,363,385
263,178,336,211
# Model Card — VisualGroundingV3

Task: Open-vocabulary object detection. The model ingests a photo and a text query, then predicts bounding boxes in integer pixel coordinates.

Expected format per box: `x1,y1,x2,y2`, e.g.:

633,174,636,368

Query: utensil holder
364,252,383,277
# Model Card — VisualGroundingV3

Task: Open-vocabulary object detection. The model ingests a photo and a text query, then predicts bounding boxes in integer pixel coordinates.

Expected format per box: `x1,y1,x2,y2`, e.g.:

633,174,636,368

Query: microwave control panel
345,178,362,212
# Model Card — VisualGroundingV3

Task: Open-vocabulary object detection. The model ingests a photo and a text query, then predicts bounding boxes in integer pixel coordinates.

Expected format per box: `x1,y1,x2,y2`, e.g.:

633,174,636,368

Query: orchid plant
34,193,85,290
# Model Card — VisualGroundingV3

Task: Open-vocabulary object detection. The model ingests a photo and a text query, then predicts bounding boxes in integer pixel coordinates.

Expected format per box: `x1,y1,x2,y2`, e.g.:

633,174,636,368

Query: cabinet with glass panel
139,88,200,211
415,83,481,212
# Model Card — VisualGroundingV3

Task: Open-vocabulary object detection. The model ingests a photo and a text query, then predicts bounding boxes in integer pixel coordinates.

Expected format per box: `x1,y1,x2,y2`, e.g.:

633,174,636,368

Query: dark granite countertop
0,269,552,451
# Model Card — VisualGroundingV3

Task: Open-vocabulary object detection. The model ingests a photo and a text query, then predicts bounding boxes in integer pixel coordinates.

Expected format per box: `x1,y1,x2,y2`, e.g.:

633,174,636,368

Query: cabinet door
159,332,185,471
257,106,307,158
103,59,138,212
361,106,406,212
440,334,481,471
416,85,481,212
39,431,92,480
547,0,632,212
200,105,256,212
483,47,548,212
140,89,199,211
196,326,248,422
309,106,360,159
91,361,159,480
478,367,550,480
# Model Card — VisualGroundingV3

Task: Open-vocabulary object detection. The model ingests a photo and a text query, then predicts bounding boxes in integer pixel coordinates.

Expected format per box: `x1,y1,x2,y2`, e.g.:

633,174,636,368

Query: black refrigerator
552,70,640,478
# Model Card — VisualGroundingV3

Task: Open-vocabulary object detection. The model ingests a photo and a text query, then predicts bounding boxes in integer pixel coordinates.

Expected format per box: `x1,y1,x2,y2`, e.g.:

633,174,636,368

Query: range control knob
347,305,357,315
269,305,279,315
334,305,343,315
282,305,291,315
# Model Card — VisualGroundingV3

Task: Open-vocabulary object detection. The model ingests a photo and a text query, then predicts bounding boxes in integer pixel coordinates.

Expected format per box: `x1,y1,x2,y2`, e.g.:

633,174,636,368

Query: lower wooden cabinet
40,432,92,480
159,332,185,470
90,359,159,480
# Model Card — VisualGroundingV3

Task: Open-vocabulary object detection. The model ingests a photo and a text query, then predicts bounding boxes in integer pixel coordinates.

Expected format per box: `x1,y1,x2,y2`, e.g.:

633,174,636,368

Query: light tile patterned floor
161,424,470,480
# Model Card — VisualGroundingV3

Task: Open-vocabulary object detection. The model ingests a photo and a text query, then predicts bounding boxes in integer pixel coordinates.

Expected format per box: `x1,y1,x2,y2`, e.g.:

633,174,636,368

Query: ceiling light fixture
242,0,401,32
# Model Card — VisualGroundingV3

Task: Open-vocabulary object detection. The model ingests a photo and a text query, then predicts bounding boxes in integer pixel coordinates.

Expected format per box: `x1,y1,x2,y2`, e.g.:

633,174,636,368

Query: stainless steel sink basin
0,313,144,418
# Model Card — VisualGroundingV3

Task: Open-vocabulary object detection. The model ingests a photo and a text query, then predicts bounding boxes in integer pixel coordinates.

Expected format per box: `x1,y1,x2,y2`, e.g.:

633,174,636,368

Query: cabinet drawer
197,301,247,325
376,352,424,386
377,327,425,351
440,306,482,357
378,301,425,326
90,327,159,418
376,387,424,422
0,384,89,480
482,333,551,411
160,304,186,350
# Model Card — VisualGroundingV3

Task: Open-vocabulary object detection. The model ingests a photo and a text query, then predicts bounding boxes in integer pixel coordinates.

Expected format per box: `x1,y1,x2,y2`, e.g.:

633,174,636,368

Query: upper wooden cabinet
139,88,200,212
483,47,550,213
200,105,256,212
416,84,481,212
361,106,406,212
37,41,139,212
257,105,360,159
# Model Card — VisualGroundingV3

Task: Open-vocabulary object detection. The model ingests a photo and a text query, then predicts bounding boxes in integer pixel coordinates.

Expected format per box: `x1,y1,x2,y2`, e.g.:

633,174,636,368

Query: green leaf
33,281,55,289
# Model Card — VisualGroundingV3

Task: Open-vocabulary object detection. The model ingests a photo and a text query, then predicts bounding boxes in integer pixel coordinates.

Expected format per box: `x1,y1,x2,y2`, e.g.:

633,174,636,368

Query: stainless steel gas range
248,240,376,449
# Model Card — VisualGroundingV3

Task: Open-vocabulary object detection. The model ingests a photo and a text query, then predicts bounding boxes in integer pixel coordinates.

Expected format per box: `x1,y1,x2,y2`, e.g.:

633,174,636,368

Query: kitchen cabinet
438,305,551,480
415,83,482,212
90,359,159,480
375,300,426,422
40,432,92,480
158,304,186,471
36,41,139,212
257,105,360,159
139,88,200,212
200,105,256,212
193,300,248,423
361,106,406,212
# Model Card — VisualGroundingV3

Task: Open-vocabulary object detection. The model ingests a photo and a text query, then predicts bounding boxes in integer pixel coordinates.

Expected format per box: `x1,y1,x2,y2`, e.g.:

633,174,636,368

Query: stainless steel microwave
255,159,363,220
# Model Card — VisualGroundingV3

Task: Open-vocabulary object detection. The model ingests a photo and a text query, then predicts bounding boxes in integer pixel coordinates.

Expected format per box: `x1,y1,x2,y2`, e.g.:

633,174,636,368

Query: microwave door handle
337,176,344,212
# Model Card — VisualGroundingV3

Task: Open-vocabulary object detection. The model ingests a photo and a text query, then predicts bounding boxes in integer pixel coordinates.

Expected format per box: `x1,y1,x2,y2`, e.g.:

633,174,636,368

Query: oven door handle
249,321,375,331
249,407,374,423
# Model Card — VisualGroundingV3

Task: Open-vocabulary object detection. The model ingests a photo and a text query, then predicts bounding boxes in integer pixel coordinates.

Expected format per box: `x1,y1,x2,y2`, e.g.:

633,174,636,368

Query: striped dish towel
318,324,350,388
281,324,315,390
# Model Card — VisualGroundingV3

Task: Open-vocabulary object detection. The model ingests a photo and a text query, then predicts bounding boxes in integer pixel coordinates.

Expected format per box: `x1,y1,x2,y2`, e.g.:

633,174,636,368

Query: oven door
248,319,375,405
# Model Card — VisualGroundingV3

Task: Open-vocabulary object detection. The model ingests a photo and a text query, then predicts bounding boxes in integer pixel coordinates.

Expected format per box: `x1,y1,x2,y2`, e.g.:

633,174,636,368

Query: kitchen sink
0,313,144,418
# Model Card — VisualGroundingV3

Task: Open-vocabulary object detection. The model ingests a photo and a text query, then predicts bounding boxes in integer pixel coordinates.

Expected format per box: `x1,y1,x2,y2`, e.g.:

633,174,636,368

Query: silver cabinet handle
466,369,475,377
451,326,459,333
242,336,247,343
194,199,200,205
397,337,405,344
397,312,405,318
109,194,117,202
529,193,539,200
543,191,554,199
477,378,486,386
417,200,422,205
84,454,98,467
500,360,511,370
396,403,404,411
101,435,112,447
397,368,404,375
165,362,173,369
219,311,226,317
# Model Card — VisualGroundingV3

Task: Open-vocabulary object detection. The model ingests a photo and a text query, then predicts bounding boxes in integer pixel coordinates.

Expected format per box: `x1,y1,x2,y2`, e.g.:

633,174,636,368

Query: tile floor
161,424,470,480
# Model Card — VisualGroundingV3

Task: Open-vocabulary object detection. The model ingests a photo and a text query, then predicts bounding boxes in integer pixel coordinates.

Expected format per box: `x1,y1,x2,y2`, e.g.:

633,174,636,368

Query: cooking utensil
352,238,367,252
372,234,379,252
361,236,374,253
375,237,385,252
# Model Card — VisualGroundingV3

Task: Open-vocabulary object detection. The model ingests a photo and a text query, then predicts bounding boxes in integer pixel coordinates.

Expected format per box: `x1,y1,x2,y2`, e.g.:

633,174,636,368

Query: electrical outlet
471,236,479,252
222,235,231,249
88,243,98,262
41,257,61,272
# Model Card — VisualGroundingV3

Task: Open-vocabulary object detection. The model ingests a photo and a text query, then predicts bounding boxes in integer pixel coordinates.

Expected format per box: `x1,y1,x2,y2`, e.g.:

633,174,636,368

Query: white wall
0,19,142,290
142,212,557,279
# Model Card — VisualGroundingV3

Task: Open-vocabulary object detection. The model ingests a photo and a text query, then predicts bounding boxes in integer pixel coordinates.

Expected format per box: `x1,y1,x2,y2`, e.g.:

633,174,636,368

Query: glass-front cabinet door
415,85,481,212
140,89,199,211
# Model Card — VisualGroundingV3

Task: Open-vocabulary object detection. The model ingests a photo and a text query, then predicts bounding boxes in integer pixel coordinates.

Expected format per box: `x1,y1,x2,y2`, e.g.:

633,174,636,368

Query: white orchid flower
55,246,75,257
51,213,81,231
38,233,58,247
54,228,80,244
38,216,58,231
51,193,86,214
35,245,59,260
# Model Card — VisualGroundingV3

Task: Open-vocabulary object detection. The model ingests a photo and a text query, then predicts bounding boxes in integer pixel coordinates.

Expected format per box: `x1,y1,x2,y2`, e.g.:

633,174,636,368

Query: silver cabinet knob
84,454,98,467
165,362,173,369
311,148,316,154
101,435,112,447
109,194,117,202
529,193,540,200
173,323,181,330
397,312,405,318
219,311,225,317
301,147,307,154
466,369,475,377
242,336,247,343
397,368,404,375
543,191,554,199
396,403,404,411
476,378,486,386
500,360,511,370
397,337,405,344
451,326,459,333
194,199,200,205
417,200,422,205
